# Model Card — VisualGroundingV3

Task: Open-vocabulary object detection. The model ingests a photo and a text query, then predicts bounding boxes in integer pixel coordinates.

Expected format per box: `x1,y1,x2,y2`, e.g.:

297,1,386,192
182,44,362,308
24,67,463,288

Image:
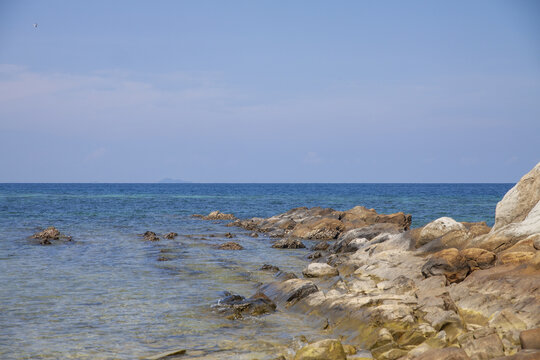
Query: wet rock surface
217,241,243,250
213,291,276,319
142,231,160,241
31,226,72,245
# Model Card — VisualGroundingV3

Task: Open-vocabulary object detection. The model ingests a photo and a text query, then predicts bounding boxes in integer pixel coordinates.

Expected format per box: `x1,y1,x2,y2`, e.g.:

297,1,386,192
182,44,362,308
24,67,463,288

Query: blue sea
0,183,512,359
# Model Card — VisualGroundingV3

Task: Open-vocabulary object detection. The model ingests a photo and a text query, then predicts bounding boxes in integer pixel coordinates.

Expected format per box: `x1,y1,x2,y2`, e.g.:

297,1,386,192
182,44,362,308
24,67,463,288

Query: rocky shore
197,162,540,360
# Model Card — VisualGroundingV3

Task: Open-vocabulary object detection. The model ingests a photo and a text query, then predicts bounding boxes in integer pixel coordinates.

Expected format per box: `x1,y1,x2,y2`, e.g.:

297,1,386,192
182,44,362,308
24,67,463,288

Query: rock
144,348,187,360
302,263,339,278
493,162,540,231
224,232,235,238
217,242,243,250
142,231,160,241
424,309,462,331
339,206,412,231
491,350,540,360
194,210,236,220
291,218,345,240
260,264,280,272
520,328,540,349
312,241,330,251
293,339,347,360
421,248,470,283
274,271,298,281
214,291,276,319
308,251,323,259
342,344,357,355
260,278,319,305
272,238,306,249
31,226,71,245
461,333,505,360
329,237,369,253
461,248,497,271
250,232,259,238
163,232,178,239
498,252,535,265
417,217,467,247
414,347,471,360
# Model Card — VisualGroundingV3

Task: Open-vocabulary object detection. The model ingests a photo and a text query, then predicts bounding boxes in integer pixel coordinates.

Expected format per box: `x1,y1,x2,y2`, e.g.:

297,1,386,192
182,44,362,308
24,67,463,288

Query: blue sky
0,0,539,182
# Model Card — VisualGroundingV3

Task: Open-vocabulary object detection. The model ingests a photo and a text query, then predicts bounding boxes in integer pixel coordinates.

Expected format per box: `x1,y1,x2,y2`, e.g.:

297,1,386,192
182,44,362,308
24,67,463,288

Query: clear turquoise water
0,183,512,359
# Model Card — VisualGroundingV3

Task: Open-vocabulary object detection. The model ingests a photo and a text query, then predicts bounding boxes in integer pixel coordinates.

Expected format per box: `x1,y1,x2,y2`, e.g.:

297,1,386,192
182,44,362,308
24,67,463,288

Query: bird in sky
33,23,38,28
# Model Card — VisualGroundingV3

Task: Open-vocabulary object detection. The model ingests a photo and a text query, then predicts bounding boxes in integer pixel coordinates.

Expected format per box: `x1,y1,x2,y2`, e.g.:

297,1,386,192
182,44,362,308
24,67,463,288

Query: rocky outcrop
229,206,411,242
469,162,540,252
414,218,491,251
192,210,236,220
421,248,497,283
31,226,72,245
272,238,306,249
493,162,540,231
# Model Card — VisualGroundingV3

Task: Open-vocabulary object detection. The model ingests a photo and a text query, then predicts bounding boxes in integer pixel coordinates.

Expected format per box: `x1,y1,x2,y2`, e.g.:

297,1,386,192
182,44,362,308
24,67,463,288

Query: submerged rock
214,291,276,319
163,232,178,239
31,226,72,245
260,264,280,272
217,241,243,250
193,210,236,220
142,231,160,241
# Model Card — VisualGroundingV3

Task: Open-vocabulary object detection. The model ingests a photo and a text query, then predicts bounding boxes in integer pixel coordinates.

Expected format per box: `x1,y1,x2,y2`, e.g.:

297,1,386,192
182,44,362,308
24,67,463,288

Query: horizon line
0,181,515,185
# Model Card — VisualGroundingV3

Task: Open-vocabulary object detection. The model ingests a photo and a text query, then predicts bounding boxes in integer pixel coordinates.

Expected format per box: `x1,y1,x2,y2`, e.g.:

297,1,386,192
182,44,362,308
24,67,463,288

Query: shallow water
0,183,512,359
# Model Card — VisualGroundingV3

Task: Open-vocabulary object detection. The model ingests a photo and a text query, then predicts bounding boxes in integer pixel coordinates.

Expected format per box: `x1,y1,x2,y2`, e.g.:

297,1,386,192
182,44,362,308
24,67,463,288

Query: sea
0,183,512,359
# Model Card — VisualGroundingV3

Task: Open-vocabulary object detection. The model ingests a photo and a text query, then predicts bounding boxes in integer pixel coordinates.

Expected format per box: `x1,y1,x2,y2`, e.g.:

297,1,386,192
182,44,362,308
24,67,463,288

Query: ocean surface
0,183,512,359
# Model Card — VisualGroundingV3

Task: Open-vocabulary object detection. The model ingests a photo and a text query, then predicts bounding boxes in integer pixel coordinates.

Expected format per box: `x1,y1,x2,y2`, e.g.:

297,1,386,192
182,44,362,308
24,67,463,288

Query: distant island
157,178,191,183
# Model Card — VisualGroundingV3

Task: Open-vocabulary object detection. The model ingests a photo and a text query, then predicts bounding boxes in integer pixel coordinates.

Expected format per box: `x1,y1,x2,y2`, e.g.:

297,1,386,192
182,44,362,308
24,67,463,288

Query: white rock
493,161,540,231
419,217,466,244
302,263,339,278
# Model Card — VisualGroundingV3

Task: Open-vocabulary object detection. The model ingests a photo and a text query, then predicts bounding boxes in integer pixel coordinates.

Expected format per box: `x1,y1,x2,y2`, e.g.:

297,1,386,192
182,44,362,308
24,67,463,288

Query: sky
0,0,539,183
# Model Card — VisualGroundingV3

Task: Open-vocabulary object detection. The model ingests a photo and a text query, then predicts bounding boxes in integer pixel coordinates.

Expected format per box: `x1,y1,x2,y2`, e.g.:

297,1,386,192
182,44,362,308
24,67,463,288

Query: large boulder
418,217,466,247
469,162,540,252
421,248,470,283
294,339,347,360
493,162,540,231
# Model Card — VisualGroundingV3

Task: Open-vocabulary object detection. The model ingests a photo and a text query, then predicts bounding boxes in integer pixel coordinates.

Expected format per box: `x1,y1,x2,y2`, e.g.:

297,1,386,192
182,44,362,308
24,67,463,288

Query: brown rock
415,347,471,360
163,232,178,239
143,231,160,241
421,248,470,283
340,206,412,231
461,333,504,360
218,242,243,250
498,252,535,265
31,226,71,245
461,248,496,271
291,218,345,240
194,210,236,220
224,232,235,238
520,328,540,350
492,350,540,360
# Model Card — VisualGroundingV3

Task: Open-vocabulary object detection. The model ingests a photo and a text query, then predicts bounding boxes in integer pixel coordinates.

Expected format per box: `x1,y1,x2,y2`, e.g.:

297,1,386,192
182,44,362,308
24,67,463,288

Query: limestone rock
493,162,540,231
294,339,347,360
303,263,339,278
418,217,466,246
